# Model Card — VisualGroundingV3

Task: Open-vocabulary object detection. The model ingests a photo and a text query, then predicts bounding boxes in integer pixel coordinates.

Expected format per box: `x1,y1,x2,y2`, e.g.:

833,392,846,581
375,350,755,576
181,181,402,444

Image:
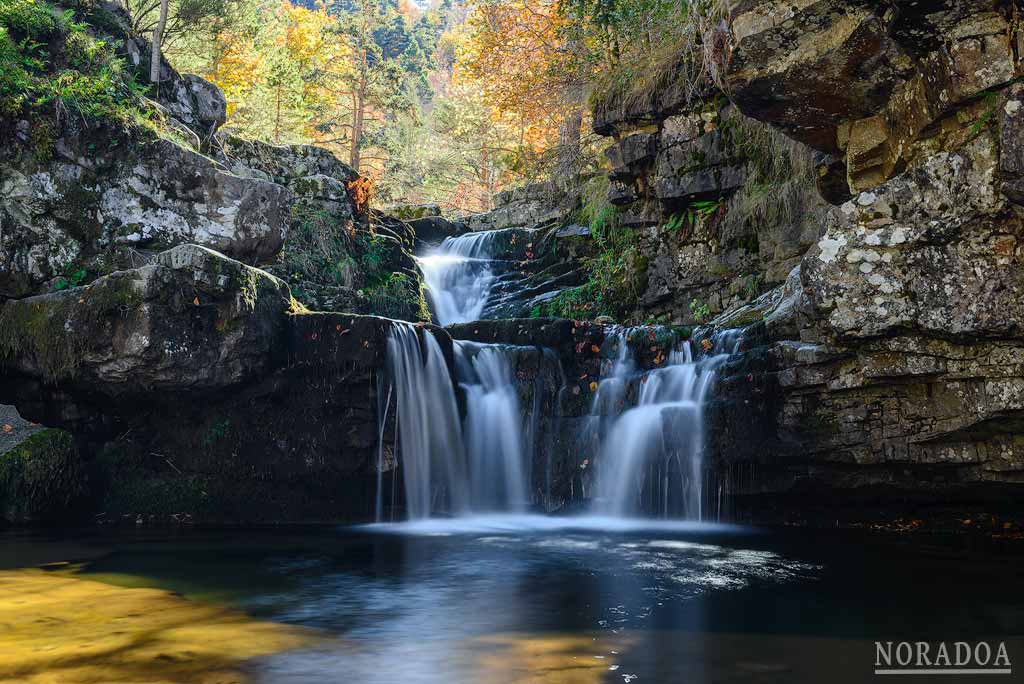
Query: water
385,324,467,519
456,342,530,512
589,330,740,519
3,524,1021,683
385,327,533,518
418,231,508,325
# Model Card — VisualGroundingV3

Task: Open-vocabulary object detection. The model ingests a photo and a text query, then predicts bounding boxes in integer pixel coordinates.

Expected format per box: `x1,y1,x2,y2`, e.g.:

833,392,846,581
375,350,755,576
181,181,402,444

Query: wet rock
409,215,468,247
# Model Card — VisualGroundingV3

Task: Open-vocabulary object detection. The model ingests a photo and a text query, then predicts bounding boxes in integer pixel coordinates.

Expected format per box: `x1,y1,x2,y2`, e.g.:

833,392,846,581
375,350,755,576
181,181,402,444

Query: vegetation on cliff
0,428,87,522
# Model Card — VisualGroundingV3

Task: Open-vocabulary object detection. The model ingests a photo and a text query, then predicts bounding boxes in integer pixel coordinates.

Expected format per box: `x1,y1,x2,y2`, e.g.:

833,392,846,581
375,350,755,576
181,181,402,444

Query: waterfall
385,324,467,519
417,230,517,325
593,330,740,519
455,342,529,512
384,326,535,519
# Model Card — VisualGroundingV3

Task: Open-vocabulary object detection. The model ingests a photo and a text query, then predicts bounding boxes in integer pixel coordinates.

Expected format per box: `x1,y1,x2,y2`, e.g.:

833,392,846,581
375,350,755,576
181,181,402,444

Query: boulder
0,244,291,398
409,215,468,247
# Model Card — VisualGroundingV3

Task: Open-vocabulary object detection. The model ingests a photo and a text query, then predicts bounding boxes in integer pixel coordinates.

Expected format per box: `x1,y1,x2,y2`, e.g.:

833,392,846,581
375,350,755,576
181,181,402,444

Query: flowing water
592,331,741,519
385,324,467,519
456,341,530,512
418,231,510,325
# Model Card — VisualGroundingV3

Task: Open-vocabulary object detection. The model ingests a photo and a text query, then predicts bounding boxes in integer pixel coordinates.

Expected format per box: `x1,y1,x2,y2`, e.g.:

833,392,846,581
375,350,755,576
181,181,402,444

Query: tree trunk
350,80,365,172
555,104,583,189
149,0,169,86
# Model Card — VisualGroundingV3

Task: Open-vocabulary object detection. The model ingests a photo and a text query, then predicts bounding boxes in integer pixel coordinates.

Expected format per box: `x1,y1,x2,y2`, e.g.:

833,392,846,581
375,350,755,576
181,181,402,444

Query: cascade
455,342,530,512
417,229,524,325
385,324,467,519
384,326,542,518
591,330,740,519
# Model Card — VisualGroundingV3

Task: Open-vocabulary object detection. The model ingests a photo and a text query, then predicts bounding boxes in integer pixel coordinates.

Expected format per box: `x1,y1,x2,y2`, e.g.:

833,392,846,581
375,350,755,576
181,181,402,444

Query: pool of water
2,516,1022,683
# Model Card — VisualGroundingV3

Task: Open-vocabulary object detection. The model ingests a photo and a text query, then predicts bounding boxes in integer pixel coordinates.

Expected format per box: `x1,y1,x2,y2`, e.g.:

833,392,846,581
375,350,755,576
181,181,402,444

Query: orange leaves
2,424,14,433
346,176,375,215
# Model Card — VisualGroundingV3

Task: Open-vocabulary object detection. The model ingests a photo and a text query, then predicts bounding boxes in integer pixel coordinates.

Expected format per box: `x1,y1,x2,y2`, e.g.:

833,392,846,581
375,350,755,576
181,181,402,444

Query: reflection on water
0,523,1022,684
0,569,309,684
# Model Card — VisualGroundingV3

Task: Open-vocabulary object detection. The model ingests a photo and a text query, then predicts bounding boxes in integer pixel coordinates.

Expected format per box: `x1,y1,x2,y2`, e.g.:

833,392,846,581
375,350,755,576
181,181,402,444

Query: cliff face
0,1,429,522
599,0,1024,520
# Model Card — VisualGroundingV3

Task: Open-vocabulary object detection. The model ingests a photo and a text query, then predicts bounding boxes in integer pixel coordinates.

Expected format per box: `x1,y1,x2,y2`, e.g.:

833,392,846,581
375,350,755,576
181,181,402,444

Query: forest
138,0,718,213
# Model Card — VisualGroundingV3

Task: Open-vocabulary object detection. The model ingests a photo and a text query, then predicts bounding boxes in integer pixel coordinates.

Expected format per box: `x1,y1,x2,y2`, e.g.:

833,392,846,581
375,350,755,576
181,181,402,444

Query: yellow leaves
455,0,568,153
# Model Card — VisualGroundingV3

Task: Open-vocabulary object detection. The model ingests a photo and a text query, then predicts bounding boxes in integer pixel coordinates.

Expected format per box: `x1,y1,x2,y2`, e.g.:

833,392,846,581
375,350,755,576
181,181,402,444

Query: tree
150,0,169,84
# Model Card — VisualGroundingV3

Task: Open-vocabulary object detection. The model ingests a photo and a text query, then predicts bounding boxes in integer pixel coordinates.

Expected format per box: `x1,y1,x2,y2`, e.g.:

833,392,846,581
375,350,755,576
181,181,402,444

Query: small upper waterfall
418,232,501,325
591,330,740,519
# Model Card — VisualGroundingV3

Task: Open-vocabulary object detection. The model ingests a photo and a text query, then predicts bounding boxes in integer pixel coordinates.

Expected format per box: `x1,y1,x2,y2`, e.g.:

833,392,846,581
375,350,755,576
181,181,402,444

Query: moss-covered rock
0,428,87,523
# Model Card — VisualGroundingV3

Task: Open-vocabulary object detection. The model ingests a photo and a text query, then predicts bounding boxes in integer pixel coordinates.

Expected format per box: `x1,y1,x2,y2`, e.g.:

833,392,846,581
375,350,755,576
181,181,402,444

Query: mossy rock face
0,429,88,523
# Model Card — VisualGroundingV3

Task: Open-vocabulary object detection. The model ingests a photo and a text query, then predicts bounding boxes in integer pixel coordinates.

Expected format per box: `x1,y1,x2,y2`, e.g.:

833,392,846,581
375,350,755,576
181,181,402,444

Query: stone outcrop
680,0,1024,522
727,0,1020,192
0,243,446,522
465,181,576,232
592,95,829,325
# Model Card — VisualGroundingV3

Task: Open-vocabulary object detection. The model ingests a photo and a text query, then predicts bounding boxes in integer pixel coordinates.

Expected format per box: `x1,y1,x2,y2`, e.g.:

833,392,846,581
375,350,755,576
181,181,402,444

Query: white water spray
593,331,739,519
386,324,467,519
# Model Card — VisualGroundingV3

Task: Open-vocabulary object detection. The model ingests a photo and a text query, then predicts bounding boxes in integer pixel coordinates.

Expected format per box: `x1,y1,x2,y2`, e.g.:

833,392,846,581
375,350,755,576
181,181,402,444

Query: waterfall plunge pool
2,524,1021,684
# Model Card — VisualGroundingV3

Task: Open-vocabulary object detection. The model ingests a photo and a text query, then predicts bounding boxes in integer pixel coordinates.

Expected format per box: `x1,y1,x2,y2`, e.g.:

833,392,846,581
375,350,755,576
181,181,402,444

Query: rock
726,0,1020,190
409,215,468,247
606,133,658,181
386,203,442,220
0,242,448,522
163,74,227,143
219,134,360,187
1000,83,1024,205
802,135,1018,340
0,244,291,395
0,121,293,299
0,404,43,455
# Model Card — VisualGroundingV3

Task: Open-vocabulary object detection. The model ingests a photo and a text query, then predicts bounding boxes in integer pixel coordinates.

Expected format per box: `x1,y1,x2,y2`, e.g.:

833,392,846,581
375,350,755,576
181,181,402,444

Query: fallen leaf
589,381,598,392
2,424,14,433
591,344,600,353
193,296,200,306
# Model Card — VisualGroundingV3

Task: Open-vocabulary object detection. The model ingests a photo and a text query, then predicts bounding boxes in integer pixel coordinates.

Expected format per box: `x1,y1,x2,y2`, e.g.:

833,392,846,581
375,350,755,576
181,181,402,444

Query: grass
588,0,727,125
532,175,645,321
716,110,819,249
0,0,161,135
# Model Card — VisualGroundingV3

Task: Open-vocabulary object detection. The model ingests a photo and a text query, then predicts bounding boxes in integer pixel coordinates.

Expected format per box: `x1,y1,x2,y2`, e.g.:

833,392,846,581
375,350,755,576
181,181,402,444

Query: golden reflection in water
472,632,636,684
0,569,310,684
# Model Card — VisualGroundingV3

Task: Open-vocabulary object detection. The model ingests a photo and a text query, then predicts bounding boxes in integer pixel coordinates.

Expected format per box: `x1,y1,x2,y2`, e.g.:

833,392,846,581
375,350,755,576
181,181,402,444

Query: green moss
0,273,143,381
0,428,88,523
0,0,152,127
92,440,212,518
